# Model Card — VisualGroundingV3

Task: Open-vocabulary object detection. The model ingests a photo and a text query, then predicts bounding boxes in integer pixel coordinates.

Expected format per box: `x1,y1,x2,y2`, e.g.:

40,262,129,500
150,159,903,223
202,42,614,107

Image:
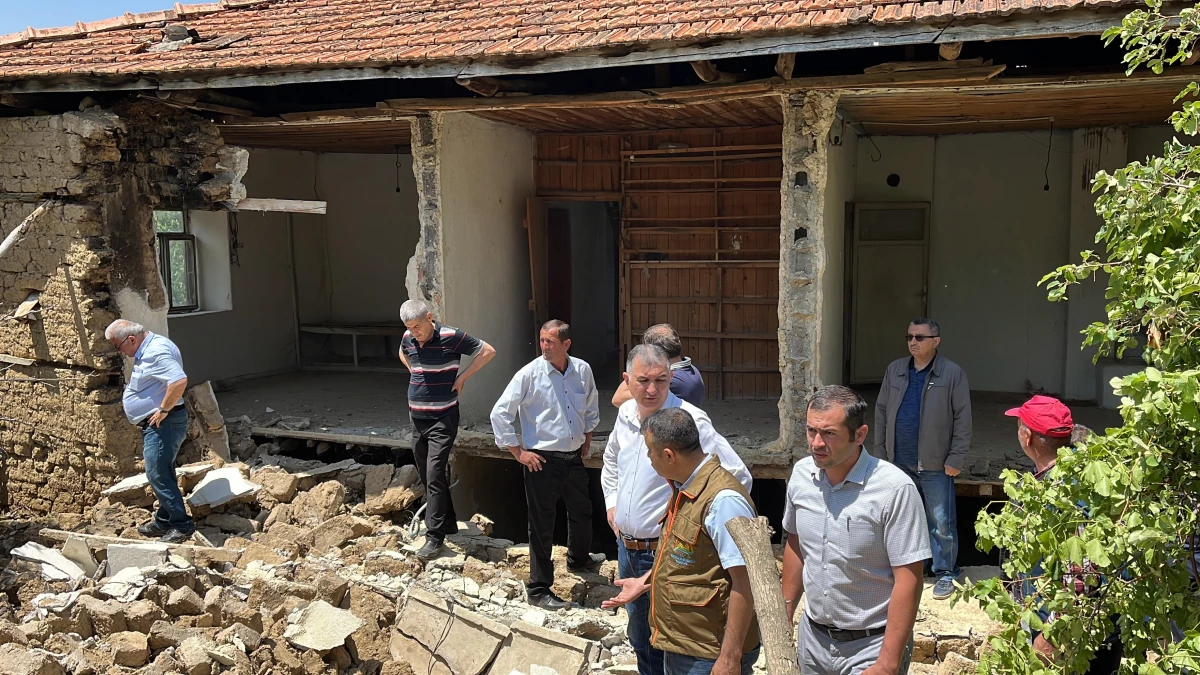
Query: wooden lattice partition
536,126,782,400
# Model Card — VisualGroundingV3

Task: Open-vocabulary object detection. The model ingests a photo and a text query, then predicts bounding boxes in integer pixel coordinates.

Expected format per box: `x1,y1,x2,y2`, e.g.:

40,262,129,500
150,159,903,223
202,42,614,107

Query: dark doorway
547,207,572,323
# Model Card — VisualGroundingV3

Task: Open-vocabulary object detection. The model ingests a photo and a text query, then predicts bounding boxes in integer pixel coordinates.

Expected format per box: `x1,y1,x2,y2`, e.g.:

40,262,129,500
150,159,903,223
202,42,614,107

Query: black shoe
138,522,167,538
159,528,195,544
567,552,606,572
528,592,572,611
415,538,444,561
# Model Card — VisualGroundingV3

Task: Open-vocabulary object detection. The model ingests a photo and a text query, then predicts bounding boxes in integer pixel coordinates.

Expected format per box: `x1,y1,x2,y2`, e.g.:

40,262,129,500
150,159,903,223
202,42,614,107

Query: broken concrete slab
105,542,169,576
217,622,262,652
102,463,216,499
77,595,127,636
187,466,261,508
60,537,98,577
389,629,452,675
10,541,86,582
486,620,596,675
396,587,510,675
282,600,363,651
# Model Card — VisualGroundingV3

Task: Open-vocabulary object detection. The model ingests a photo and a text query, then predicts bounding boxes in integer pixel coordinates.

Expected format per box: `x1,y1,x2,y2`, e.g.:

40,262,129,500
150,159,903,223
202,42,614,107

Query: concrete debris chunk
177,636,214,675
186,466,261,507
110,630,150,668
217,622,262,652
310,514,374,552
205,512,259,534
97,567,150,603
105,542,169,576
77,595,127,636
10,542,86,582
291,480,346,524
60,537,99,577
282,600,363,651
165,586,205,616
0,642,66,675
256,471,299,503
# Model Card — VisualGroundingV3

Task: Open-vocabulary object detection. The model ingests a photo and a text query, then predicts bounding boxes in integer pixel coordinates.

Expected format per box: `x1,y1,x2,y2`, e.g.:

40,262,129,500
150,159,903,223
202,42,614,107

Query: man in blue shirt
874,318,972,600
107,319,194,544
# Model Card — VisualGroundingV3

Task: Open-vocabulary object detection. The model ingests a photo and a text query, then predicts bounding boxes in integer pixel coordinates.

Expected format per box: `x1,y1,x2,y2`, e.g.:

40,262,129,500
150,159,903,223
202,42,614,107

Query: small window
155,210,199,313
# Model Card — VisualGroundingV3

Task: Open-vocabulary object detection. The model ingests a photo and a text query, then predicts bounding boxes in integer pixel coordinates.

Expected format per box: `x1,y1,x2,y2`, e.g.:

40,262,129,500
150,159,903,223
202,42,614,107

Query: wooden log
726,516,800,675
691,60,721,83
0,200,51,260
775,53,796,80
233,198,327,214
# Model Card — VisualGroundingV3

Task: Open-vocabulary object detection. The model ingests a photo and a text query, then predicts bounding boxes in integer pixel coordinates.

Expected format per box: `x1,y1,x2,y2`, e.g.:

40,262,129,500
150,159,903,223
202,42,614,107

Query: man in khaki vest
603,407,760,675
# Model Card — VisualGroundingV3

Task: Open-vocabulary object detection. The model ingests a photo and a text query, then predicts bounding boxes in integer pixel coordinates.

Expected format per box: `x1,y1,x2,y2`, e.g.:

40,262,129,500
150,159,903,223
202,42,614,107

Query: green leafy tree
963,2,1200,672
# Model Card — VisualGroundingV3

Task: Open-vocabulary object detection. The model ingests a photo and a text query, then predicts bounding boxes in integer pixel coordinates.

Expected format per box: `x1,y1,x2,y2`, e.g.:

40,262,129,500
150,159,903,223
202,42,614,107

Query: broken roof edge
0,1,269,49
0,4,1135,96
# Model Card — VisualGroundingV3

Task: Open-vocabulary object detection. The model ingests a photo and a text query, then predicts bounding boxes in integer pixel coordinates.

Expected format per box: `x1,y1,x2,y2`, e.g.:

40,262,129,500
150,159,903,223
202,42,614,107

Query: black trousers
412,407,460,541
524,449,593,594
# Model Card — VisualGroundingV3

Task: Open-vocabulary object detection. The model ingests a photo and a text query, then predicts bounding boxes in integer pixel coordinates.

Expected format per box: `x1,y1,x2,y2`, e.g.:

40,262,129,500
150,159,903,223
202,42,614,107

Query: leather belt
807,616,886,642
137,404,185,429
620,533,658,551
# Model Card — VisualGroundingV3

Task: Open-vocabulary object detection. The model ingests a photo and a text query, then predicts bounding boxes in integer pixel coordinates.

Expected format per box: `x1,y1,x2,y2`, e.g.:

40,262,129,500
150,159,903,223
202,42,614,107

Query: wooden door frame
843,201,931,386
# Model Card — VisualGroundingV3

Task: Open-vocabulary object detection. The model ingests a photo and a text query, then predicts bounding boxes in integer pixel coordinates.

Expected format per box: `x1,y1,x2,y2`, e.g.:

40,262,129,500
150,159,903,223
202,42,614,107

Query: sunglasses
905,335,937,342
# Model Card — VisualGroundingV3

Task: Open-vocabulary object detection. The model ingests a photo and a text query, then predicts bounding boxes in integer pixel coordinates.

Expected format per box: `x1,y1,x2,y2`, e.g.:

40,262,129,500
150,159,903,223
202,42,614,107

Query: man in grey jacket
874,318,972,601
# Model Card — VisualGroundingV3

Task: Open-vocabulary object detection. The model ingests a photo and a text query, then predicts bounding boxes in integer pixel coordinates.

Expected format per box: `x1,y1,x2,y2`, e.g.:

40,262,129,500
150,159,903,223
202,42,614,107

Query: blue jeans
900,466,958,579
618,545,663,675
142,407,194,531
665,647,759,675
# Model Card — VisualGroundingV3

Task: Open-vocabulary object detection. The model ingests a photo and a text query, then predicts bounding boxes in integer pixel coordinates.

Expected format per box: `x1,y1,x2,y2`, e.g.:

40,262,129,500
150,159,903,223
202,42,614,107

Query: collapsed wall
0,102,246,514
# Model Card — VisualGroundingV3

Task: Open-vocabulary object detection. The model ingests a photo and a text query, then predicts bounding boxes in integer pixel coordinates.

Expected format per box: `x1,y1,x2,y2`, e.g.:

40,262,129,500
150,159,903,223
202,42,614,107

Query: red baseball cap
1005,395,1074,438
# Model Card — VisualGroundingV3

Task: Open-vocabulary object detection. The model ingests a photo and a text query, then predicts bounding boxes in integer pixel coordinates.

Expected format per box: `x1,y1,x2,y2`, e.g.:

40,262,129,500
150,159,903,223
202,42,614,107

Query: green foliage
966,2,1200,672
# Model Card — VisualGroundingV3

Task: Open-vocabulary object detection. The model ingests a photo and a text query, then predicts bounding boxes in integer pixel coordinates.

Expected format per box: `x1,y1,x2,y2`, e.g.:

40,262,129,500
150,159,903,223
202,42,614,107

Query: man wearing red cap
1005,396,1123,675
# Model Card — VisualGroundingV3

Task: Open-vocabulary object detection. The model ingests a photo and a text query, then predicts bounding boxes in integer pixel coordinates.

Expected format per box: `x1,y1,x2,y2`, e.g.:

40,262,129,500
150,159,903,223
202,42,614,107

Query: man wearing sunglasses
107,319,194,544
873,318,972,601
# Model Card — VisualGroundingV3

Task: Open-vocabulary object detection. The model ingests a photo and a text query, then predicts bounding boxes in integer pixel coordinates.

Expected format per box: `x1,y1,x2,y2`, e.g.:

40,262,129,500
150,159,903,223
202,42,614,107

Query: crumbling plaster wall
820,121,857,386
777,92,840,455
0,102,245,514
407,112,536,424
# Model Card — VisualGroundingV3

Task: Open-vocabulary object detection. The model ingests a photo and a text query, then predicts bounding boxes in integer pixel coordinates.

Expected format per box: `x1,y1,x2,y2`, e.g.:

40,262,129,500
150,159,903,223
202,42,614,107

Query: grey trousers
798,617,912,675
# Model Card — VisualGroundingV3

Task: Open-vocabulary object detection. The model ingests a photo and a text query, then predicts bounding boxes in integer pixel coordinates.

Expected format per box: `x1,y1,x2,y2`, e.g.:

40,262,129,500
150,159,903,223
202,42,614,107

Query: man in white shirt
602,344,752,675
491,320,601,611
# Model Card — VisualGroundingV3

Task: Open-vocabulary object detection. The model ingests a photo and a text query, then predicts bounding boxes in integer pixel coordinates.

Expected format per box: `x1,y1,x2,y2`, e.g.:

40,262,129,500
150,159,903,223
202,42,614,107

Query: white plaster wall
850,132,1073,394
438,113,537,423
169,149,420,381
819,126,857,385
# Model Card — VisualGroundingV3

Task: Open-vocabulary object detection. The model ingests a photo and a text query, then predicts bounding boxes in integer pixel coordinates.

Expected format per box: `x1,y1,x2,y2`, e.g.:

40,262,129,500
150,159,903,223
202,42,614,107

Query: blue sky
0,1,176,35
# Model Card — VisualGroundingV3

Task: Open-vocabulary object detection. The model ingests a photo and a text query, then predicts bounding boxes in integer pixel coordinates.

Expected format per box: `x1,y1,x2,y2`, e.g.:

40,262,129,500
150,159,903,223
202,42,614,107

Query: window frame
155,209,200,314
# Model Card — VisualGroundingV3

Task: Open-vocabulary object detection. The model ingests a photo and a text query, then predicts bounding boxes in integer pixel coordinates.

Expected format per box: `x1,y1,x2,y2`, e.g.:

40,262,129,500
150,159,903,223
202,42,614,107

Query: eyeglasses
905,334,937,342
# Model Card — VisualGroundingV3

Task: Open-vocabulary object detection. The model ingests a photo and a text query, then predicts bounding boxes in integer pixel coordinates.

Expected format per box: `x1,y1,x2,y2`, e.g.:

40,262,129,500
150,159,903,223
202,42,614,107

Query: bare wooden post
727,515,801,675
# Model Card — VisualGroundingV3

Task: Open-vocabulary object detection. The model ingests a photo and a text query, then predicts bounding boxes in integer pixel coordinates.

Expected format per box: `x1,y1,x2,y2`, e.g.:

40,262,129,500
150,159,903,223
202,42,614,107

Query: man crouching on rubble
107,319,195,543
603,407,761,675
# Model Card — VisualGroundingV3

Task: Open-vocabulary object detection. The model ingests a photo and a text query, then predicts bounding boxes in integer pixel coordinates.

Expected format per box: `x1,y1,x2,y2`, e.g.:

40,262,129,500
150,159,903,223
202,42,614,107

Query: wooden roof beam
775,53,796,80
691,60,721,83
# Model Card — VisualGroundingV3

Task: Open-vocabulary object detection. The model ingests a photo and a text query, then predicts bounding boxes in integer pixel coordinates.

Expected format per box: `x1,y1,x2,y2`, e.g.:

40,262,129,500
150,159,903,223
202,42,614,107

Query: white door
849,203,929,384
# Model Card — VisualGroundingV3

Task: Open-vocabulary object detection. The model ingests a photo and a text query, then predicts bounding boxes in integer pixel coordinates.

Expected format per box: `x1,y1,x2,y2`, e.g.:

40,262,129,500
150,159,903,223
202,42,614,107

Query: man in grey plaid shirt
781,385,931,675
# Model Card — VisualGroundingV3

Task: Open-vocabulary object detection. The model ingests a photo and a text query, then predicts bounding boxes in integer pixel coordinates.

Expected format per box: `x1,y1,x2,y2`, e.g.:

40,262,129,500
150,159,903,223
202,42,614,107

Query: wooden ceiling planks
478,97,784,133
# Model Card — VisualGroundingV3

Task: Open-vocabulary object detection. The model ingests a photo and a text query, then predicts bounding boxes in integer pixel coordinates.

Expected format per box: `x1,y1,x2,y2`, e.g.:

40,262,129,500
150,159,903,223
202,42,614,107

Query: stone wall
0,102,245,514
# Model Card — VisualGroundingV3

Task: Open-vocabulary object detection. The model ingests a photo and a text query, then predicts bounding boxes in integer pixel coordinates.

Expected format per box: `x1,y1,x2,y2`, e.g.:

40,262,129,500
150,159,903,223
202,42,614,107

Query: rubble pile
0,444,641,675
0,429,989,675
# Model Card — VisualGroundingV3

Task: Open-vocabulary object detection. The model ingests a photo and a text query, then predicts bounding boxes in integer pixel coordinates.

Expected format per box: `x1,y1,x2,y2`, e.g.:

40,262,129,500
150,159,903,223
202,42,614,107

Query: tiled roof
0,0,1130,82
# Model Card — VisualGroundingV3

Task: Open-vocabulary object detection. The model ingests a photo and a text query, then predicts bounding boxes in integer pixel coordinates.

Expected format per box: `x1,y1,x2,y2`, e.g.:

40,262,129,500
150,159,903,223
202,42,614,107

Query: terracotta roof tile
0,0,1134,81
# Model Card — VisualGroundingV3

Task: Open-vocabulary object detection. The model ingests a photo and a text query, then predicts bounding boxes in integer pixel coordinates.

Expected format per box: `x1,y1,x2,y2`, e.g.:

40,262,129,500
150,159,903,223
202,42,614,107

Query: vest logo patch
670,540,695,567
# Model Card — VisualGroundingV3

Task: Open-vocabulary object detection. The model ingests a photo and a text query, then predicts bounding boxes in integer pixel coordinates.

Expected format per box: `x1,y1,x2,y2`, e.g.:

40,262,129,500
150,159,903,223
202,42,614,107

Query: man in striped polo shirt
399,299,497,561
